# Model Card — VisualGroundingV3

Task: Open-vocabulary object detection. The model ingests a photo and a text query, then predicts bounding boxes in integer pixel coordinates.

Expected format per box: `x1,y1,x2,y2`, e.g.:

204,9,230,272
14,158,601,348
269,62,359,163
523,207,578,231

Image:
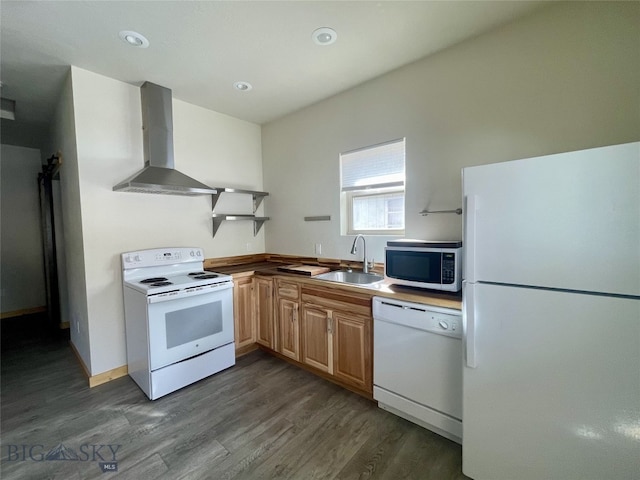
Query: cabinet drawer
277,280,300,299
300,290,371,317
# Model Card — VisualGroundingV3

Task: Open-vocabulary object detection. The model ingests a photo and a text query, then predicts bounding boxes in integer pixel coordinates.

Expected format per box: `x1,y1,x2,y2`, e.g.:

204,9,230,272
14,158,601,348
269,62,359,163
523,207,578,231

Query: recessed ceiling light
312,27,337,46
118,30,149,48
233,81,253,92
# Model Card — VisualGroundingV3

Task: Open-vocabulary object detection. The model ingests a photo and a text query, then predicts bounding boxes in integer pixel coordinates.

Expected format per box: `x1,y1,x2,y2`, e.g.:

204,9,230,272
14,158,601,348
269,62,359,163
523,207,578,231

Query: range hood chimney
113,81,217,196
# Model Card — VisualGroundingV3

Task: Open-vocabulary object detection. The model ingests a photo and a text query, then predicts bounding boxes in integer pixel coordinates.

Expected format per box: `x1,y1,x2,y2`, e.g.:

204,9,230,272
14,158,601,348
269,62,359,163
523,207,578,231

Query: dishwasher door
373,296,462,442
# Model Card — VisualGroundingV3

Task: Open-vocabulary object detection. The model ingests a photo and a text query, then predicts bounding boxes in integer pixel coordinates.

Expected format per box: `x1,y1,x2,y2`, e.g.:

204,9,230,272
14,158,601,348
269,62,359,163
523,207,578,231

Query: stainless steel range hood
113,81,217,196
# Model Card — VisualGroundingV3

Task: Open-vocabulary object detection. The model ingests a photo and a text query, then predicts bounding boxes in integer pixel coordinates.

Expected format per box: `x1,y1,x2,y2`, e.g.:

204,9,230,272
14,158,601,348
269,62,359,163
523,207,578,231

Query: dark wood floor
1,314,469,479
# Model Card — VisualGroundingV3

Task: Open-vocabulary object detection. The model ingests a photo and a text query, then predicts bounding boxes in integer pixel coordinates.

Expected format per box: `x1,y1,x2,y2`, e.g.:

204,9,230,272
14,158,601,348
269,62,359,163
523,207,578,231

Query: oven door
147,284,234,371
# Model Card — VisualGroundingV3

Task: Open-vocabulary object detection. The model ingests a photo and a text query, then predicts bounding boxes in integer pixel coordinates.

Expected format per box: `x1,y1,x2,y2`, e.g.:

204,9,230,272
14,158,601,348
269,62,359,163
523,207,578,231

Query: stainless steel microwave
384,240,463,292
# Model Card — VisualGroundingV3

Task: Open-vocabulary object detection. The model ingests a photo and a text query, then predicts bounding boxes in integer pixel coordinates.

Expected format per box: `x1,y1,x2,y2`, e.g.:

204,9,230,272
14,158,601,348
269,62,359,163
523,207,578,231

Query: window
340,138,405,235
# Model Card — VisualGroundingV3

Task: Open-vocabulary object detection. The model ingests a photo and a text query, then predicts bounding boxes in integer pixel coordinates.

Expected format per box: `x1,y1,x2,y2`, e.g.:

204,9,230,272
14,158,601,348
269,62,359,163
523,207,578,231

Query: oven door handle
147,282,233,303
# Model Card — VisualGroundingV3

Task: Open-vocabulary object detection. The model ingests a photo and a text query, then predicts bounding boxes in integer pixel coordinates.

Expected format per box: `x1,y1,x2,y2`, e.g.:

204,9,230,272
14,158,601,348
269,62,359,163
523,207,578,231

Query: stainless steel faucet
350,234,368,273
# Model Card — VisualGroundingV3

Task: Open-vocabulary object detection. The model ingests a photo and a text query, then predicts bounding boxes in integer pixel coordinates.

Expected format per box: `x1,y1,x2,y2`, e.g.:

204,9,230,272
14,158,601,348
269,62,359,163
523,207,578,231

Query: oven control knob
196,250,201,257
134,255,141,262
190,250,195,257
438,320,449,330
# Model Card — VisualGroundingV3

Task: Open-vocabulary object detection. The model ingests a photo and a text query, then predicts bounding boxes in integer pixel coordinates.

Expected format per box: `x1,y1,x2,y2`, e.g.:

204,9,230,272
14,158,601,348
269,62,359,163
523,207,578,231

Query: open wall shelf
211,187,268,214
210,188,270,238
211,214,270,237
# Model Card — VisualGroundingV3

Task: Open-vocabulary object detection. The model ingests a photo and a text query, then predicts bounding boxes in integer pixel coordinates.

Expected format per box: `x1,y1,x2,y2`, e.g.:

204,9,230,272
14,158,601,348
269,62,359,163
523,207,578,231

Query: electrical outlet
315,243,322,255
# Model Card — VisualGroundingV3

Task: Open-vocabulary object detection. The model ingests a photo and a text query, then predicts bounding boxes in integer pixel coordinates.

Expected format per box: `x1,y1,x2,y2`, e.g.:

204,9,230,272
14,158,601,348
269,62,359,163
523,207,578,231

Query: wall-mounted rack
212,214,269,237
210,188,270,238
419,208,463,216
211,187,268,213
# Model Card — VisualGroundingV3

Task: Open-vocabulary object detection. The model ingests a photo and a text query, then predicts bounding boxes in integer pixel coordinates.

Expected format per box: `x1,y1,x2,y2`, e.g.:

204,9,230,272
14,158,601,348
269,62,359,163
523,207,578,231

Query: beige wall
262,1,640,263
0,144,46,314
46,71,91,369
68,67,263,375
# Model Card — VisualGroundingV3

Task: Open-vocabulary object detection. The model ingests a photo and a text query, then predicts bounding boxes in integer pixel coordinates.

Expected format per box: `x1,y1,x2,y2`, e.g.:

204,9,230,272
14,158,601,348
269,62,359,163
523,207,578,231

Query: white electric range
121,247,235,400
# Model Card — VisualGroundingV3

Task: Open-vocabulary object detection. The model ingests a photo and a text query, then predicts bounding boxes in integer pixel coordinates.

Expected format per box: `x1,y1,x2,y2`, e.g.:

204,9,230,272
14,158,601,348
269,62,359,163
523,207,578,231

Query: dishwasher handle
379,300,427,312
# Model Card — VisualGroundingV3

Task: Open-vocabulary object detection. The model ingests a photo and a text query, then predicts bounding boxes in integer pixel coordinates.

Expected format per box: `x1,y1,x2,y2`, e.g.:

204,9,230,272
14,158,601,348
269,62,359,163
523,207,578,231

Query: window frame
340,138,406,236
345,185,405,236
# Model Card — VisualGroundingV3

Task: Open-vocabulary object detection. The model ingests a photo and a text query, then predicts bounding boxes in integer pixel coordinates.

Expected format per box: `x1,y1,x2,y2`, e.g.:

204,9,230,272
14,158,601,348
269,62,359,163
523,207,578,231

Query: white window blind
340,138,405,192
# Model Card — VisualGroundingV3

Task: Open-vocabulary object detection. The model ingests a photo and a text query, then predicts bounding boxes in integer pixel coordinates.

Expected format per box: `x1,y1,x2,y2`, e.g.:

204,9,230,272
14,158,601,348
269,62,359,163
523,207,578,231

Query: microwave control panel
442,253,456,284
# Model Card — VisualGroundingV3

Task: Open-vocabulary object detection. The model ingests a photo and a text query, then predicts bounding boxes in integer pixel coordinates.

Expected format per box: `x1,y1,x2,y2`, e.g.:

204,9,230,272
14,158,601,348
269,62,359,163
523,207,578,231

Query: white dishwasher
373,296,462,443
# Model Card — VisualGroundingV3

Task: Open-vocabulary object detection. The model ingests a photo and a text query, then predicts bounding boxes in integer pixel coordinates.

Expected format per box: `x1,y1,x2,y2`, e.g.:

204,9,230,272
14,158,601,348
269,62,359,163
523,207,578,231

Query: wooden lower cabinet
233,276,256,353
298,284,373,395
239,275,373,397
332,311,372,392
275,279,301,361
254,277,274,349
300,303,372,393
277,297,300,361
301,304,332,374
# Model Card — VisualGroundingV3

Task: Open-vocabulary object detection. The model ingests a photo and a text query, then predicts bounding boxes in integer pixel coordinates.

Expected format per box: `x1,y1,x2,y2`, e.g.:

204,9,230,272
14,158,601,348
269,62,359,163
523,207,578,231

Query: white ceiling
0,1,547,149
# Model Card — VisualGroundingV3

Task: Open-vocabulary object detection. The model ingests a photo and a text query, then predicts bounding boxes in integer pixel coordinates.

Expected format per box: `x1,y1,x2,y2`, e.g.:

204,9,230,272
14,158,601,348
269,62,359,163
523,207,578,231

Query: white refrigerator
461,142,640,480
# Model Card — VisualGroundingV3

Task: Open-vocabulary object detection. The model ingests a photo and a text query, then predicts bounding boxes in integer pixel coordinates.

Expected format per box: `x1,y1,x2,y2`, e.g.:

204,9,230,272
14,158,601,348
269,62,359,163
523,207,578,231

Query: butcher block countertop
205,255,462,311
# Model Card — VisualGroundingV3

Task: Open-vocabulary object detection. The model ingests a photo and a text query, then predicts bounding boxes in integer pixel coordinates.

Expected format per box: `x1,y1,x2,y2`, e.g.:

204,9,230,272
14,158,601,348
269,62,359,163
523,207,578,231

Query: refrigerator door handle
464,194,478,283
463,281,477,368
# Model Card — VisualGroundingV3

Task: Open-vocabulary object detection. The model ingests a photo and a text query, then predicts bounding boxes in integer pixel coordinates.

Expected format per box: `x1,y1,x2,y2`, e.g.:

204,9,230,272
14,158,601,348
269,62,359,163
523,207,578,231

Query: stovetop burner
192,274,219,280
149,281,173,287
141,277,169,284
188,272,207,276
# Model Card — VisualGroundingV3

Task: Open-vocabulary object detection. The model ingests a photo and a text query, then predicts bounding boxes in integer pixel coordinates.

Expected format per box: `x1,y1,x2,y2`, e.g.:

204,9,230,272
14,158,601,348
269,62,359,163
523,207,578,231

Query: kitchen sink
315,270,384,285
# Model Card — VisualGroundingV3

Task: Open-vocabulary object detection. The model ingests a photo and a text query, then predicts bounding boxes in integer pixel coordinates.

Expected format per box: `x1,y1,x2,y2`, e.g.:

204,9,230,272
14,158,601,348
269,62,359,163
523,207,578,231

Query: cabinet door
233,277,255,351
254,277,274,349
301,304,333,374
278,298,300,361
333,311,372,393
